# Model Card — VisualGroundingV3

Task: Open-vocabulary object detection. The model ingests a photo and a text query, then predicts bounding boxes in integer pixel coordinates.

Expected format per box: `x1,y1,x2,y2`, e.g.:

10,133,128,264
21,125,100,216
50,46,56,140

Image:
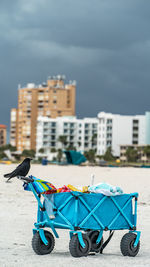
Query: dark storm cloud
1,0,150,137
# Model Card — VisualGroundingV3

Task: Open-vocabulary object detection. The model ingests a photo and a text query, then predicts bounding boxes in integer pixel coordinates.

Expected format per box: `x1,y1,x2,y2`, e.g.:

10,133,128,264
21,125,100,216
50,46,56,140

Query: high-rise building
0,124,7,147
10,75,76,151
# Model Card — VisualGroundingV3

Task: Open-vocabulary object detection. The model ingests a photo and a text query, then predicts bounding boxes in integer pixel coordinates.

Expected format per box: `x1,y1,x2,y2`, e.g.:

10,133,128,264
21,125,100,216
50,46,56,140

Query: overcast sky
1,0,150,132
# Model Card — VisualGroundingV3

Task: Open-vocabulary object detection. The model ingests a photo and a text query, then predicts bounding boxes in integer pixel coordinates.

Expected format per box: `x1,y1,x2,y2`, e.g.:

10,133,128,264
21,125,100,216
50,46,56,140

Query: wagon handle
17,176,34,183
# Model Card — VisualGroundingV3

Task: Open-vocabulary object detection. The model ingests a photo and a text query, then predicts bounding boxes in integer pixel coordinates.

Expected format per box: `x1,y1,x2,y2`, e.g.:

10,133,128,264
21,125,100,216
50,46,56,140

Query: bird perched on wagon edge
4,158,32,182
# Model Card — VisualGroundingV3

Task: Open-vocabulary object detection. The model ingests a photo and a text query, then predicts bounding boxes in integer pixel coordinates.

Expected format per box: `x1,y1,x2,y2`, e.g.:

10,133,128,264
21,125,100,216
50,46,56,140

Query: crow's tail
4,173,11,178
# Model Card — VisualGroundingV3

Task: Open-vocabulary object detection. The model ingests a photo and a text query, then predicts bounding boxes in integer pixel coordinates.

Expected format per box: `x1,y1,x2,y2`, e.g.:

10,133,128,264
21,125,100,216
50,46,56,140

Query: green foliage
125,147,138,162
22,149,35,158
84,149,96,163
143,145,150,159
58,135,67,148
78,141,81,147
38,148,45,153
57,149,63,162
0,144,16,152
0,144,16,159
96,155,104,160
91,133,97,144
0,151,6,159
66,145,76,151
38,157,43,162
103,147,115,161
51,148,56,153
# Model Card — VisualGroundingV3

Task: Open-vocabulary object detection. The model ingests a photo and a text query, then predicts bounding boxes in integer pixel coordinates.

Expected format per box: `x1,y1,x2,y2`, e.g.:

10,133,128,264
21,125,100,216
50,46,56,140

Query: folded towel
88,182,123,196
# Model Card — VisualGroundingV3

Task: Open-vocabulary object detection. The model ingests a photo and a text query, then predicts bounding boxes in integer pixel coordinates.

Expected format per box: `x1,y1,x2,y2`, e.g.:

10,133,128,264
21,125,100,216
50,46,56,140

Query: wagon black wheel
32,230,55,255
87,231,103,253
69,234,91,257
120,233,140,257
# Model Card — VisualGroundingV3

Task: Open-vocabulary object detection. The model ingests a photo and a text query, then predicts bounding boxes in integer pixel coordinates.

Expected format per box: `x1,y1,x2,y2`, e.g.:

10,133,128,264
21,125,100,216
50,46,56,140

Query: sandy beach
0,164,150,267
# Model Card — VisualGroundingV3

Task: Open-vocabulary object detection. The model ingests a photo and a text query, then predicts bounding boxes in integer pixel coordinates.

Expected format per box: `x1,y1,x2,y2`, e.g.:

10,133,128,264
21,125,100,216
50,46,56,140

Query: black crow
4,158,32,182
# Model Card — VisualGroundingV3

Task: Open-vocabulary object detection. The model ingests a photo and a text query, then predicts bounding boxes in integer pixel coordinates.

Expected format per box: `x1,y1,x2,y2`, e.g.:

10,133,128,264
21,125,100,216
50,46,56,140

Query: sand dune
0,164,150,266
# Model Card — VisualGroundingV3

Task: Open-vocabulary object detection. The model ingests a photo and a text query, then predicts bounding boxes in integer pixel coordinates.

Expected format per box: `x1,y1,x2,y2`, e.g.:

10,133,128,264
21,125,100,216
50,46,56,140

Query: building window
107,141,112,146
107,133,112,138
39,90,44,94
133,134,138,138
107,119,112,124
133,120,139,124
133,141,138,145
51,142,56,146
92,124,97,128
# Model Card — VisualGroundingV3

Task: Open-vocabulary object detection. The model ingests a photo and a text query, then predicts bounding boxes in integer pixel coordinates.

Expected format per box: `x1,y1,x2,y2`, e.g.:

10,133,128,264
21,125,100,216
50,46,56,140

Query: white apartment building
36,116,98,158
36,111,150,159
97,112,146,156
10,108,17,147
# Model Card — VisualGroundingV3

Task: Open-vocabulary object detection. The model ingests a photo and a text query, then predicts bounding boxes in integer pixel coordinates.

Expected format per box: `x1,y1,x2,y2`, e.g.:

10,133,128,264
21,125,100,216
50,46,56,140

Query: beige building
10,75,76,151
120,145,148,162
0,125,7,147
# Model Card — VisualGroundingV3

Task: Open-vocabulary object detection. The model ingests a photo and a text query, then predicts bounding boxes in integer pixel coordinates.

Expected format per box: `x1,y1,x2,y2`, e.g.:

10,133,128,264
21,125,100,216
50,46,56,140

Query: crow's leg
6,177,12,183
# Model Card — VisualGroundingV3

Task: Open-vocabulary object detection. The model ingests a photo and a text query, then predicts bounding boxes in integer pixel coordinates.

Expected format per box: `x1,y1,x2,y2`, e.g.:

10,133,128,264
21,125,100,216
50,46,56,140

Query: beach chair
19,176,141,258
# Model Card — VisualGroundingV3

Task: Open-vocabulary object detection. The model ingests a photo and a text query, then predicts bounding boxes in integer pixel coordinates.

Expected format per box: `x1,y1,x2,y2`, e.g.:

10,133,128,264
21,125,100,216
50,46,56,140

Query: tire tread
32,230,55,255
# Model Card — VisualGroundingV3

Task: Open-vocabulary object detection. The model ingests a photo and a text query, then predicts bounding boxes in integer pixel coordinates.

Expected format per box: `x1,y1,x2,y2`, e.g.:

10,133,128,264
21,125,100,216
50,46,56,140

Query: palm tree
125,147,138,162
84,149,96,163
103,147,115,161
91,133,97,144
143,145,150,161
58,135,67,149
38,148,44,153
57,149,63,162
22,149,35,158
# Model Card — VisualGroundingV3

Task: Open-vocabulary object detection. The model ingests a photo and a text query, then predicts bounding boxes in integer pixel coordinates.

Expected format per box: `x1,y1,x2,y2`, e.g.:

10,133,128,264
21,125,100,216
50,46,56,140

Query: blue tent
64,150,87,165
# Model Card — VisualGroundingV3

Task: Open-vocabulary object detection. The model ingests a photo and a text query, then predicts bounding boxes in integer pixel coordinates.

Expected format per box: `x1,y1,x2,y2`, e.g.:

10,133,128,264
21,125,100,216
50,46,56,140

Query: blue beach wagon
20,176,141,257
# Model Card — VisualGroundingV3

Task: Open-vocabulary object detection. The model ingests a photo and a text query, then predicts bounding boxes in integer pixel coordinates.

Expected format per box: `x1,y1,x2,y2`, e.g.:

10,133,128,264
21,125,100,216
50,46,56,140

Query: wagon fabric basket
44,192,135,231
